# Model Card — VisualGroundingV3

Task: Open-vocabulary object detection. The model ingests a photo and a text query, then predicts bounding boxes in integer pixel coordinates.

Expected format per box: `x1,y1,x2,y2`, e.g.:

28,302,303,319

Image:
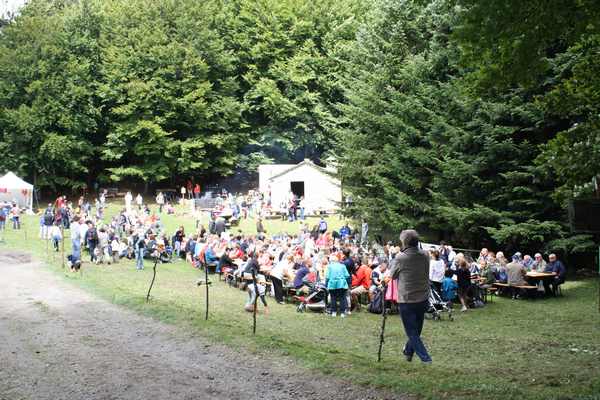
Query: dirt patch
0,254,407,400
0,250,32,265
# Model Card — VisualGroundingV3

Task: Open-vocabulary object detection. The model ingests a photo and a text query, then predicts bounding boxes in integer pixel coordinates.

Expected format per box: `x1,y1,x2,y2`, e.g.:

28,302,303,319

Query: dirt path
0,252,404,400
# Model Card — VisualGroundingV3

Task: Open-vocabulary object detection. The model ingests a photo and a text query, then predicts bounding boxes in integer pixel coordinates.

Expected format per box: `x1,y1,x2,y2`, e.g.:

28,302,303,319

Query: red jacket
351,265,372,289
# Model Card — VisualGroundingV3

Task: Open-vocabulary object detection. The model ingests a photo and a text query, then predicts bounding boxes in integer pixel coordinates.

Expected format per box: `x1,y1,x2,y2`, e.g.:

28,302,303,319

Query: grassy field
2,204,599,400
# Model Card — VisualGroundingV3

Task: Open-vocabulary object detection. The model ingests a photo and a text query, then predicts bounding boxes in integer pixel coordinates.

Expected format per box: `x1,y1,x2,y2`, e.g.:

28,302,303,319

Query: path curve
0,252,405,400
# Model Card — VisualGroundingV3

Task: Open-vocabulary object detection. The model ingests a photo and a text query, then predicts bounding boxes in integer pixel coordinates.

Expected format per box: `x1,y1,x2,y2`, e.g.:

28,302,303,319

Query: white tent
0,172,34,210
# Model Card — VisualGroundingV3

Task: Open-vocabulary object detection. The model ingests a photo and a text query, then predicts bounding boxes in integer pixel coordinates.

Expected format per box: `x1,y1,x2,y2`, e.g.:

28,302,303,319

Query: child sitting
441,269,458,306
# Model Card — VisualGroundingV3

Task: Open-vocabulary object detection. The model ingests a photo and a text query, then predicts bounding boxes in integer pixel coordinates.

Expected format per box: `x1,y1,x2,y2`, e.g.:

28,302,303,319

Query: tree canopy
0,0,597,253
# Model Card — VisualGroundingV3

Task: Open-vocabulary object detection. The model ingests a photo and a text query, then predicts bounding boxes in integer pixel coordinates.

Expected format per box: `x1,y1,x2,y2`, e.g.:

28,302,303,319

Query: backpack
43,211,54,225
497,269,508,283
367,287,384,314
319,220,327,231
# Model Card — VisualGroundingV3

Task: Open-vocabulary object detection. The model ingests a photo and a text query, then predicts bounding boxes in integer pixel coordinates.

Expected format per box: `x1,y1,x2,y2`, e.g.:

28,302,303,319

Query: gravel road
0,251,406,400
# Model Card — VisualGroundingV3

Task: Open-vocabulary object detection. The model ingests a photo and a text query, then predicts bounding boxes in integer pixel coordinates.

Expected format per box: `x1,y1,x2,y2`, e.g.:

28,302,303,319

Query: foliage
334,0,587,253
0,0,598,254
453,0,600,203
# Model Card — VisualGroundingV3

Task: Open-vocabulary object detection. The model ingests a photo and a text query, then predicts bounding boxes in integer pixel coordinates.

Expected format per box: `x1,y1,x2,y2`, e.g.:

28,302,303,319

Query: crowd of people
0,200,23,231
1,188,569,367
16,190,564,329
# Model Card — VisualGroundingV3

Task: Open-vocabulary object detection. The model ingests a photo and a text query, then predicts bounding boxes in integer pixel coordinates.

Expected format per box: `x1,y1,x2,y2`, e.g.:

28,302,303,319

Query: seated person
531,253,546,272
523,254,533,270
350,257,372,306
292,258,312,292
441,269,458,305
369,257,388,300
507,254,527,299
543,253,566,295
205,244,220,270
479,259,496,287
218,247,235,273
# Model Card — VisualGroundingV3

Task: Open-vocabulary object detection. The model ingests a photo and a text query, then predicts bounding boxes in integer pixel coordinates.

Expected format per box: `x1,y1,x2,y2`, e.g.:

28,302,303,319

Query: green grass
2,205,600,400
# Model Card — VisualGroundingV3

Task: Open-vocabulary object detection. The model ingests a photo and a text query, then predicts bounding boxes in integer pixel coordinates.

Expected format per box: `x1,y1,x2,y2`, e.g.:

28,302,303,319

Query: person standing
71,216,82,264
429,249,445,293
156,192,165,213
135,193,143,210
124,191,133,212
85,221,99,263
180,186,186,203
10,203,20,230
387,229,432,363
193,183,201,199
0,202,7,231
326,254,350,317
135,231,146,270
42,204,55,239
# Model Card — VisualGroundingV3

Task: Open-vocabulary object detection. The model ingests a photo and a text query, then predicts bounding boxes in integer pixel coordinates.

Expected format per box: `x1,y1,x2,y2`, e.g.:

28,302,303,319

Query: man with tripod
387,229,432,364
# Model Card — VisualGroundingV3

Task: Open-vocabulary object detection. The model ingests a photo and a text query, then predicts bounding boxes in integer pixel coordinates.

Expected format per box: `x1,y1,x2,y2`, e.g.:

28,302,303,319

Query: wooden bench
493,282,538,299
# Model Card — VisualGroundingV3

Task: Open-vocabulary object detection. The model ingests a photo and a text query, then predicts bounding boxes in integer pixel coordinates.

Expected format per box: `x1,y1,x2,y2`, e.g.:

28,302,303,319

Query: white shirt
429,259,445,283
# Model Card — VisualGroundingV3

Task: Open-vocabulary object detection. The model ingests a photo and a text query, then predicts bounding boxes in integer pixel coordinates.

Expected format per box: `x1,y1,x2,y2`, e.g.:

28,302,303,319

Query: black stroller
296,281,328,313
427,284,453,321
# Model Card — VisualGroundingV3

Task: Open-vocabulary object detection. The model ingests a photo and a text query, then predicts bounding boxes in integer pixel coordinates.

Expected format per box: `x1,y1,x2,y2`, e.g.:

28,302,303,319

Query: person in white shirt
269,254,293,304
135,194,143,210
429,249,446,293
124,191,133,211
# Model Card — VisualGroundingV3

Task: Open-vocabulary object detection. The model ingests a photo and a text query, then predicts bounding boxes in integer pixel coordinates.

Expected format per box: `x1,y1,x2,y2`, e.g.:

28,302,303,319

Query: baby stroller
427,284,453,321
296,281,328,313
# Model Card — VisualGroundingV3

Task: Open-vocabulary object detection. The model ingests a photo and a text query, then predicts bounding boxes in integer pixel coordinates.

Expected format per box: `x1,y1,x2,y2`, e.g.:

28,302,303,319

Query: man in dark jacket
387,229,432,363
215,216,226,237
543,253,566,296
42,204,54,239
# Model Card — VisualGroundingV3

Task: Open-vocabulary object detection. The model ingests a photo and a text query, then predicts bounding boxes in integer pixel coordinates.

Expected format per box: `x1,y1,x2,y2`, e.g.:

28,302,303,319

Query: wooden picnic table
526,271,556,279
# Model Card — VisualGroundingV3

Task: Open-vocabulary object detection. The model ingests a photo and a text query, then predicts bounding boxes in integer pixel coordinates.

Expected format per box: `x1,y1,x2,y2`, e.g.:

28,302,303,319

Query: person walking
71,216,82,264
135,232,145,270
387,229,432,363
42,204,55,239
85,221,99,263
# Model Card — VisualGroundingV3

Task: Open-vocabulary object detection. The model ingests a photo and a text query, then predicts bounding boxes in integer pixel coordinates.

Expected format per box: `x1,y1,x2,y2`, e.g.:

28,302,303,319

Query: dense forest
0,0,598,253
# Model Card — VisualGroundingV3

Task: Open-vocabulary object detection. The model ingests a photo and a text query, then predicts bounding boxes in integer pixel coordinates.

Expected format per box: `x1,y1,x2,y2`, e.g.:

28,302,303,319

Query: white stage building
258,159,341,213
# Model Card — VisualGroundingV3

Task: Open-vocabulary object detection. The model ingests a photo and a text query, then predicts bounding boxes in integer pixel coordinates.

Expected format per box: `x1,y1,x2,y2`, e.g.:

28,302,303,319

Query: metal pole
61,227,65,269
146,255,159,302
377,283,388,362
252,270,258,335
204,263,209,321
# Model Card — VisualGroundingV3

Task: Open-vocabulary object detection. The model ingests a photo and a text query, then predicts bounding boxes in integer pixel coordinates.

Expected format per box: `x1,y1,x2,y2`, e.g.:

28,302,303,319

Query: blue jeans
12,216,20,229
72,240,81,263
174,241,181,257
0,219,5,230
135,250,144,270
87,240,97,262
399,300,432,362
